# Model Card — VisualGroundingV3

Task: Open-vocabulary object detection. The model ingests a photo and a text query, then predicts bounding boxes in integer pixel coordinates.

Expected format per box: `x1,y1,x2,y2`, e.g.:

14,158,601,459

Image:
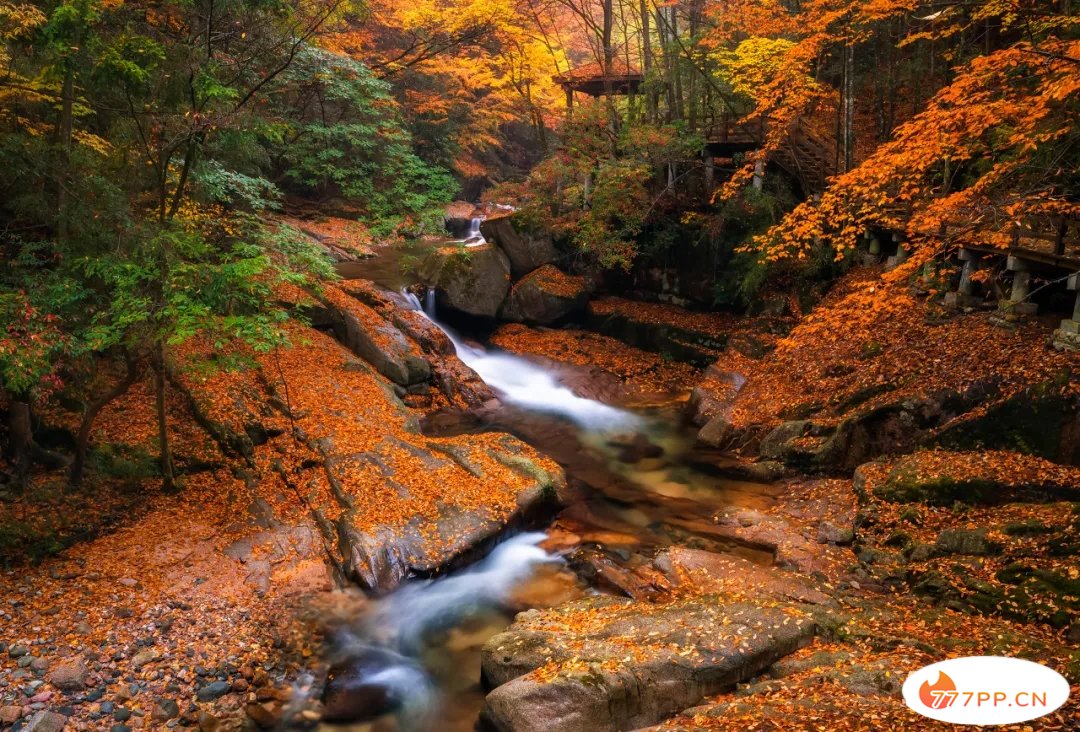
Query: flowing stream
328,269,779,731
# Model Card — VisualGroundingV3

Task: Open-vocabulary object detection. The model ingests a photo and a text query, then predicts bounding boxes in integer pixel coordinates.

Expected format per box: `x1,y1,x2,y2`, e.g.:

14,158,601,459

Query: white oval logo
903,656,1070,725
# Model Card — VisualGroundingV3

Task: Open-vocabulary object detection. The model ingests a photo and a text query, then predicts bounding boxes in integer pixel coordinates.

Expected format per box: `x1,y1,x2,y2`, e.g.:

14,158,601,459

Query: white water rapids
406,290,640,432
323,292,643,727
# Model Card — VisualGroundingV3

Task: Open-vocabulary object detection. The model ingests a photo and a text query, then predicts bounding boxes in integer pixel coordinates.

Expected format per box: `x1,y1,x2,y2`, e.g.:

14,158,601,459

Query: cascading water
404,288,640,431
461,216,485,247
323,534,557,728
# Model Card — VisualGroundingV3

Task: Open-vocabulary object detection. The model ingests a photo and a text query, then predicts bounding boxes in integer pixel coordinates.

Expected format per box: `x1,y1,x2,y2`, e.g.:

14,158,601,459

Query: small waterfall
463,216,485,246
365,532,554,651
401,289,423,311
416,288,638,432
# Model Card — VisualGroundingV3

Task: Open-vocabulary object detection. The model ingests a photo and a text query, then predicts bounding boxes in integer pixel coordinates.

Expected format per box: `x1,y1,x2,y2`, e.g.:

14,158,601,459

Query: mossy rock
935,377,1079,463
876,469,1003,506
419,243,511,318
933,528,1002,556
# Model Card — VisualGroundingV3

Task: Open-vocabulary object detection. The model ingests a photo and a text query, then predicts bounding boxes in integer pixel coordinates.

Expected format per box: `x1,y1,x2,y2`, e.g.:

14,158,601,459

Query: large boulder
480,214,559,277
420,243,511,318
479,595,816,732
333,434,565,593
445,200,480,238
500,265,589,325
327,290,431,386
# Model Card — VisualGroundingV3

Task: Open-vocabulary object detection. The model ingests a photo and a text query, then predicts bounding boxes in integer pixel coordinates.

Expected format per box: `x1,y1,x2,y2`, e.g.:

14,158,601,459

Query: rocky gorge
1,209,1078,732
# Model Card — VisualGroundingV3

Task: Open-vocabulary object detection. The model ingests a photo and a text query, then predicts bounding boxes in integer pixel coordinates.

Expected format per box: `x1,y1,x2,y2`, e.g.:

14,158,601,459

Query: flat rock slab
480,595,816,732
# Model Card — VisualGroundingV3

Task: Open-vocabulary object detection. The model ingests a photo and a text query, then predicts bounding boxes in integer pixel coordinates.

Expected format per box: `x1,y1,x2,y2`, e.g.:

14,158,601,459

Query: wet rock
817,520,854,545
49,659,89,691
22,710,68,732
688,367,745,428
152,698,179,721
322,645,429,723
586,298,726,367
566,546,670,600
420,243,512,318
607,433,664,465
337,441,563,593
501,266,589,325
653,548,831,605
480,595,816,732
245,701,281,728
697,414,733,448
480,214,559,278
758,420,812,462
195,681,230,702
445,201,480,238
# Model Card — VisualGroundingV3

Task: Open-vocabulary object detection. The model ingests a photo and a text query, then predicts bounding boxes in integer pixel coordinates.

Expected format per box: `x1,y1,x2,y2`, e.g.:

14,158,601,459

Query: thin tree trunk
154,344,176,492
56,65,75,245
7,400,33,482
640,0,656,123
670,8,684,122
842,42,855,171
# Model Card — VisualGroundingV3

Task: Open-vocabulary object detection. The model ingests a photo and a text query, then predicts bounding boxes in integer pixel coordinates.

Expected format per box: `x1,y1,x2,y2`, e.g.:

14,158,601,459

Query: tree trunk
56,65,75,245
842,42,855,171
602,0,619,137
7,400,33,481
670,8,684,122
640,0,656,123
154,345,176,492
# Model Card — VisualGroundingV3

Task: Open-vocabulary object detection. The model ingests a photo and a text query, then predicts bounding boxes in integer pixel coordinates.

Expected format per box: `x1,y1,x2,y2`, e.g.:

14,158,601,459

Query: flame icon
919,671,958,709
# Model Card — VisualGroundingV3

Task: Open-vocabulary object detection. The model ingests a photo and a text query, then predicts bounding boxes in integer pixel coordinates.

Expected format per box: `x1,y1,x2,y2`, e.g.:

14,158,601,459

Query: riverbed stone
420,243,511,318
22,710,68,732
479,595,815,732
196,681,230,702
49,658,89,691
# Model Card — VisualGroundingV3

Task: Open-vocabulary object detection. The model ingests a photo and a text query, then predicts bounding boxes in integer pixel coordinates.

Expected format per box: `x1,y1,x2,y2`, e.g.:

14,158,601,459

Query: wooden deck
703,117,836,195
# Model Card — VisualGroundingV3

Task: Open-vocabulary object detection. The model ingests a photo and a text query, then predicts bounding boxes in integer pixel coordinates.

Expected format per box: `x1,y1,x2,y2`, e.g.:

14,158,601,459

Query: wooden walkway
703,117,836,195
